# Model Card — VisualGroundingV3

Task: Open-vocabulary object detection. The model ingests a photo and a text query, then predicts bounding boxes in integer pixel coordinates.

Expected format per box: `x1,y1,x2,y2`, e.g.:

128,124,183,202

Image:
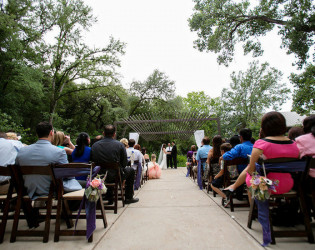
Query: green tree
291,64,315,115
219,61,290,137
0,0,45,128
128,69,176,116
35,0,125,122
183,91,219,114
189,0,315,68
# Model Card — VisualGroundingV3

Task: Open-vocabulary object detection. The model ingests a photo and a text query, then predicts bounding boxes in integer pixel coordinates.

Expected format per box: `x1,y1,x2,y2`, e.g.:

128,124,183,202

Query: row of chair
0,162,126,243
189,157,315,244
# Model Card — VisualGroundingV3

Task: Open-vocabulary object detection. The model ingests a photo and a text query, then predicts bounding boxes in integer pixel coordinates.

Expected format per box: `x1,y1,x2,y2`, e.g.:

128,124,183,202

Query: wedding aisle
94,168,261,249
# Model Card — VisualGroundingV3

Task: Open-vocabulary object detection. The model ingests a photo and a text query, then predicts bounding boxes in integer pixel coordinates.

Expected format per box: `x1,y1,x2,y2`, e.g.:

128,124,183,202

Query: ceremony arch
114,112,221,141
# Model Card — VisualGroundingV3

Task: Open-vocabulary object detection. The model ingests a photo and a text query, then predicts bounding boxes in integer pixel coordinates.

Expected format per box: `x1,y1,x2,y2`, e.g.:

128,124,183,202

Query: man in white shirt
166,142,173,168
126,139,143,169
0,132,19,194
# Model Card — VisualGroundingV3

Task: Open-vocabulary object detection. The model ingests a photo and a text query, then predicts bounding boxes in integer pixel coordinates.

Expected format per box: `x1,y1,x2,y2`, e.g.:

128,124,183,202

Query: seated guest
53,131,75,155
229,135,241,148
288,126,304,141
15,122,81,199
71,132,91,186
0,132,20,194
148,154,162,179
91,125,139,204
222,128,253,199
127,140,143,169
206,135,223,178
120,138,129,148
296,115,315,177
186,145,197,174
225,112,300,196
223,128,253,174
193,137,212,175
211,143,238,203
134,143,146,179
91,135,104,147
6,132,24,149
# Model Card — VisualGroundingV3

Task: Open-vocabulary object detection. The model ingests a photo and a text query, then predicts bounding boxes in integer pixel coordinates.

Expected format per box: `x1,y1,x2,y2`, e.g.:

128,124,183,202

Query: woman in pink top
226,111,300,195
296,115,315,177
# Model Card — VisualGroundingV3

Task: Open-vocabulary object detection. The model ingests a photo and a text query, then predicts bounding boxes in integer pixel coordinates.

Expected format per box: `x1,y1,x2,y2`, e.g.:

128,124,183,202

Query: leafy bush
177,154,187,168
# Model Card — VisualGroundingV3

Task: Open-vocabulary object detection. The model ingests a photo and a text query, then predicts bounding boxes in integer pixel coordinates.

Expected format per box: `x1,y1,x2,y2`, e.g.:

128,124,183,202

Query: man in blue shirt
222,128,253,203
193,137,212,174
223,128,253,173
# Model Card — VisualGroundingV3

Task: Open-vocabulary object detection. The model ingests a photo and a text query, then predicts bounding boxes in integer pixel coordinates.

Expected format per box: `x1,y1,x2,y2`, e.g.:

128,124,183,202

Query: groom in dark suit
171,141,177,169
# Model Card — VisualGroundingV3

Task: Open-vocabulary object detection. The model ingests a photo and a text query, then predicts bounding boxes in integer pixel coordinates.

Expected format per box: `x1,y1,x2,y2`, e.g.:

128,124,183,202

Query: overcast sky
83,0,300,111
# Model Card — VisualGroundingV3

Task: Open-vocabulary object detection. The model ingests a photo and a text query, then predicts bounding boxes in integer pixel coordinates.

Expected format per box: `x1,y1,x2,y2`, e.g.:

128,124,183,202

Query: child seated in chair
210,143,238,203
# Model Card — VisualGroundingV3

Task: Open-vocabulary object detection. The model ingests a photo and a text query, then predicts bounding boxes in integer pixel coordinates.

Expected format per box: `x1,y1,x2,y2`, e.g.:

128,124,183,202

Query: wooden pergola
114,112,221,141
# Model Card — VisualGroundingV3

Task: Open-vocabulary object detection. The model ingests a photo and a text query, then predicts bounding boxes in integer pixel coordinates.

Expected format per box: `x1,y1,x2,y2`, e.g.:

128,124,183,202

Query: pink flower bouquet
85,175,107,202
248,172,279,201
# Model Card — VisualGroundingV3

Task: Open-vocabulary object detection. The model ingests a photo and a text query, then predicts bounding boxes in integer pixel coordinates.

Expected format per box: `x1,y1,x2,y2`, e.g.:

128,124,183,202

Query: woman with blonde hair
53,131,75,155
148,154,162,179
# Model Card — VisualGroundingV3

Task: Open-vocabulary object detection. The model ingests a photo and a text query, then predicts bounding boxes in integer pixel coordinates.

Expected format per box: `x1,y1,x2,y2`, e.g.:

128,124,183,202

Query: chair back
53,163,93,179
0,165,11,177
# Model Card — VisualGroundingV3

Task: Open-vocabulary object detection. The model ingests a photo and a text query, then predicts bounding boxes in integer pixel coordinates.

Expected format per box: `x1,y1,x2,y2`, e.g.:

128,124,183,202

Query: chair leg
98,192,108,228
230,194,234,212
114,183,118,214
43,198,53,243
247,198,255,229
10,194,22,243
298,186,315,243
0,185,13,243
54,196,63,242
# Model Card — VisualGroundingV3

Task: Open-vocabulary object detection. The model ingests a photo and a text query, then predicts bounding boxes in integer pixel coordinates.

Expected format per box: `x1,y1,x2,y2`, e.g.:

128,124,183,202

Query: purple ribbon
255,199,271,246
134,162,142,190
197,160,202,190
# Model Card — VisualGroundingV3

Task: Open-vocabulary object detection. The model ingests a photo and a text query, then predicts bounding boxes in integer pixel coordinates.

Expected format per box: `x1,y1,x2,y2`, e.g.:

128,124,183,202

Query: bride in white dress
158,144,168,170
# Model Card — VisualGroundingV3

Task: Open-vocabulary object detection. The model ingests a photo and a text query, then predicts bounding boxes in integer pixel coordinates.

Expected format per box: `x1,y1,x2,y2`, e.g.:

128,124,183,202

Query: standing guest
166,143,173,168
171,141,178,169
0,132,20,194
71,132,91,187
193,137,212,175
91,125,138,204
16,122,81,199
288,126,304,141
120,138,129,148
53,131,75,155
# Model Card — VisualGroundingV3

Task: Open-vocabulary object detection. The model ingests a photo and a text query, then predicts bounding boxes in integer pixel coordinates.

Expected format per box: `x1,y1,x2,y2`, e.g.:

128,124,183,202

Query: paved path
94,168,261,249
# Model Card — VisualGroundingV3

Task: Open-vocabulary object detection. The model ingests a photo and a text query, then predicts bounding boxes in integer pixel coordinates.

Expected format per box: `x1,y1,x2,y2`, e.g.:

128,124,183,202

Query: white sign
194,130,204,149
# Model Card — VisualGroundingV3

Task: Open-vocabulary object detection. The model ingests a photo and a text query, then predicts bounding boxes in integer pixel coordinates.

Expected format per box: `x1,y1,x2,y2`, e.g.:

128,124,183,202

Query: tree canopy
189,0,315,68
219,61,290,136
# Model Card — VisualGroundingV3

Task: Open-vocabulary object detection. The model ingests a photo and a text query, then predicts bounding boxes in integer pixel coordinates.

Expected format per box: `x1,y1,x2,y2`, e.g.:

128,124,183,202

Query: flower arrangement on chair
249,172,279,201
85,174,107,202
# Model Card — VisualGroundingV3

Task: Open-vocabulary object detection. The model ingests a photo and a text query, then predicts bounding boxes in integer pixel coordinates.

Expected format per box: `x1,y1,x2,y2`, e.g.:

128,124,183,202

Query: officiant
166,143,172,168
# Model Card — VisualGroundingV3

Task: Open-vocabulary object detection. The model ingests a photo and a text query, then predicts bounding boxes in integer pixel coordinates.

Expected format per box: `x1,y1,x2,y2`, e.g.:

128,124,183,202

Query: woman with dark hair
225,111,300,195
229,135,240,148
186,145,197,176
206,135,223,178
288,126,304,141
71,132,91,185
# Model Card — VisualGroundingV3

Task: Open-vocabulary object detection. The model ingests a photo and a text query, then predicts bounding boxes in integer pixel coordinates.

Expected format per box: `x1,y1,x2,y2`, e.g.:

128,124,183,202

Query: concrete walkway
2,168,315,249
94,168,261,249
